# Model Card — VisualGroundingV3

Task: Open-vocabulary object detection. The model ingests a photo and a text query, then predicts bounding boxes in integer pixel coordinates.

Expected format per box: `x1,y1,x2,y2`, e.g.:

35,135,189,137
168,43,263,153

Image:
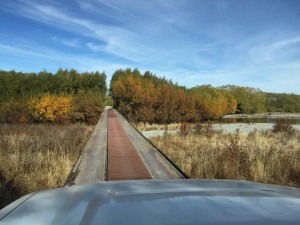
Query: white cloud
86,42,104,52
1,0,300,94
51,37,80,48
13,2,146,62
246,36,300,62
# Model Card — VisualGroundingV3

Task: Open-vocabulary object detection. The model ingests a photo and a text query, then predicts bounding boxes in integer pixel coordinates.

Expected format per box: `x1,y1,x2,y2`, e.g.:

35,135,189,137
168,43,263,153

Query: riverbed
141,123,300,138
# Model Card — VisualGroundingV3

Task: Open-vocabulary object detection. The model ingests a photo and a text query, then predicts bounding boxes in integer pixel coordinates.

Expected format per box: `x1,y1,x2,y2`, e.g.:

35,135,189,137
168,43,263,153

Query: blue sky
0,0,300,94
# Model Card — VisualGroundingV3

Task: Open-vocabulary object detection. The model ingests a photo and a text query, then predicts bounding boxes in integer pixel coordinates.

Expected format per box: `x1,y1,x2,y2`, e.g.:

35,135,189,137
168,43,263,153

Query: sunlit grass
0,124,93,209
149,130,300,187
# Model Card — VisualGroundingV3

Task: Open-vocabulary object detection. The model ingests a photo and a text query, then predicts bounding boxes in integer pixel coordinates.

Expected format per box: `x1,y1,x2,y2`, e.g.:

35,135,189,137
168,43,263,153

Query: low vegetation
149,128,300,187
272,119,295,135
0,124,93,209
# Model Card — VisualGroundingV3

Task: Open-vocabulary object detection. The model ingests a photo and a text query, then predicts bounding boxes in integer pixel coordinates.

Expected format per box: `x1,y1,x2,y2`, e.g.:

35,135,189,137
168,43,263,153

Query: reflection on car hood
0,179,300,225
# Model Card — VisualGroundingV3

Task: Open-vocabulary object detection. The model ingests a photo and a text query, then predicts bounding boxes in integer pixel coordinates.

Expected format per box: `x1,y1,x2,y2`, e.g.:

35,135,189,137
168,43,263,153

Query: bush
272,119,295,135
70,92,104,125
222,132,250,179
0,100,30,124
178,123,191,136
193,122,214,137
29,94,72,123
0,92,104,125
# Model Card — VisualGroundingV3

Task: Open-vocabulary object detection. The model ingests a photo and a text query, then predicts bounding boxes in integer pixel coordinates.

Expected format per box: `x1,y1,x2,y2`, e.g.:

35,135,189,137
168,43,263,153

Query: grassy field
149,129,300,187
0,124,93,209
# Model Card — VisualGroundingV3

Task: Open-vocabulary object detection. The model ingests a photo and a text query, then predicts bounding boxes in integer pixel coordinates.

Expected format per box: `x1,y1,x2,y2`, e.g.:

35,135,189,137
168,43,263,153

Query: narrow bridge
66,108,186,185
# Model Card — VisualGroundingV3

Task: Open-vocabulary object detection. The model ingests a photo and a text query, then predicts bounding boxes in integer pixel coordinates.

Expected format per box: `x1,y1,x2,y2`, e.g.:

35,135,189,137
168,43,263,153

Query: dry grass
149,130,300,187
135,122,181,131
0,124,93,209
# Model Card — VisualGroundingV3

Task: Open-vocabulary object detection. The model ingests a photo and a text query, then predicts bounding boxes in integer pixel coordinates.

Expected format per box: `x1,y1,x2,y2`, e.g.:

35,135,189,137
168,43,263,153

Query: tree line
218,85,300,114
110,69,300,123
110,69,237,123
1,68,299,124
0,69,107,124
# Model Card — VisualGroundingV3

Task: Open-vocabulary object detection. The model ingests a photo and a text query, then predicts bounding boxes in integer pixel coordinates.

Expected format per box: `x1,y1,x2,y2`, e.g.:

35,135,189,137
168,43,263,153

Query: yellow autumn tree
191,85,237,119
29,94,72,122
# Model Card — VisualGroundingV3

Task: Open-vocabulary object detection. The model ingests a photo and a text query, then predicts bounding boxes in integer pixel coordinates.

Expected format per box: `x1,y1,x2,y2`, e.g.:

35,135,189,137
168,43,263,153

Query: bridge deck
66,108,186,185
107,110,151,180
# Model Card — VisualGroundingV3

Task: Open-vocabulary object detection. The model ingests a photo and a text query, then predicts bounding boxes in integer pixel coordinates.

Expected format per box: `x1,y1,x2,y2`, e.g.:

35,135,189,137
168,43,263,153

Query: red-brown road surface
107,109,152,180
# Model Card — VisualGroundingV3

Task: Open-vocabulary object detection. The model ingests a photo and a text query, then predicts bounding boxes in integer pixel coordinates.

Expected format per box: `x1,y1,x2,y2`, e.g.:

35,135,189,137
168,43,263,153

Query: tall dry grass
150,130,300,187
0,124,93,209
135,122,181,131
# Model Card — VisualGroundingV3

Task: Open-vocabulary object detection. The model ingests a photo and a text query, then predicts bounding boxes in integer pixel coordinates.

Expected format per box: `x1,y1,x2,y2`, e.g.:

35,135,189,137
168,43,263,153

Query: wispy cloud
51,37,80,48
0,40,132,82
20,2,148,62
0,42,78,65
0,0,300,93
0,44,46,58
86,42,104,52
1,0,215,65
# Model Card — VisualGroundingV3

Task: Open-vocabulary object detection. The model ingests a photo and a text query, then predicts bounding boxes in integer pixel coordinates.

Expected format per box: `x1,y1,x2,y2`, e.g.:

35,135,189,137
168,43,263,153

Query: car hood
0,179,300,225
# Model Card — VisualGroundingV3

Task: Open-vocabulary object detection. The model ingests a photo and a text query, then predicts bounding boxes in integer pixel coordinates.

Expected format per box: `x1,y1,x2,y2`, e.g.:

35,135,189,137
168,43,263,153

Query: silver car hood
1,179,300,225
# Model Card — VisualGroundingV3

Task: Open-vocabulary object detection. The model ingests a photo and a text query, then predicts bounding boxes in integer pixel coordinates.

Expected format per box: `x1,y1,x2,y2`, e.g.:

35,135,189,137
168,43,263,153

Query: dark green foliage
0,99,30,124
70,92,104,125
104,95,113,106
0,69,106,100
266,93,300,113
0,69,107,124
220,85,266,114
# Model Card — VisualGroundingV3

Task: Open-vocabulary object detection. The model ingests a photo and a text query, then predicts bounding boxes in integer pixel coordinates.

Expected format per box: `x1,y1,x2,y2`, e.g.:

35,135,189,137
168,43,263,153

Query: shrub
222,132,250,179
178,122,191,136
0,100,30,124
70,92,104,125
272,119,295,135
193,122,214,137
29,94,72,123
